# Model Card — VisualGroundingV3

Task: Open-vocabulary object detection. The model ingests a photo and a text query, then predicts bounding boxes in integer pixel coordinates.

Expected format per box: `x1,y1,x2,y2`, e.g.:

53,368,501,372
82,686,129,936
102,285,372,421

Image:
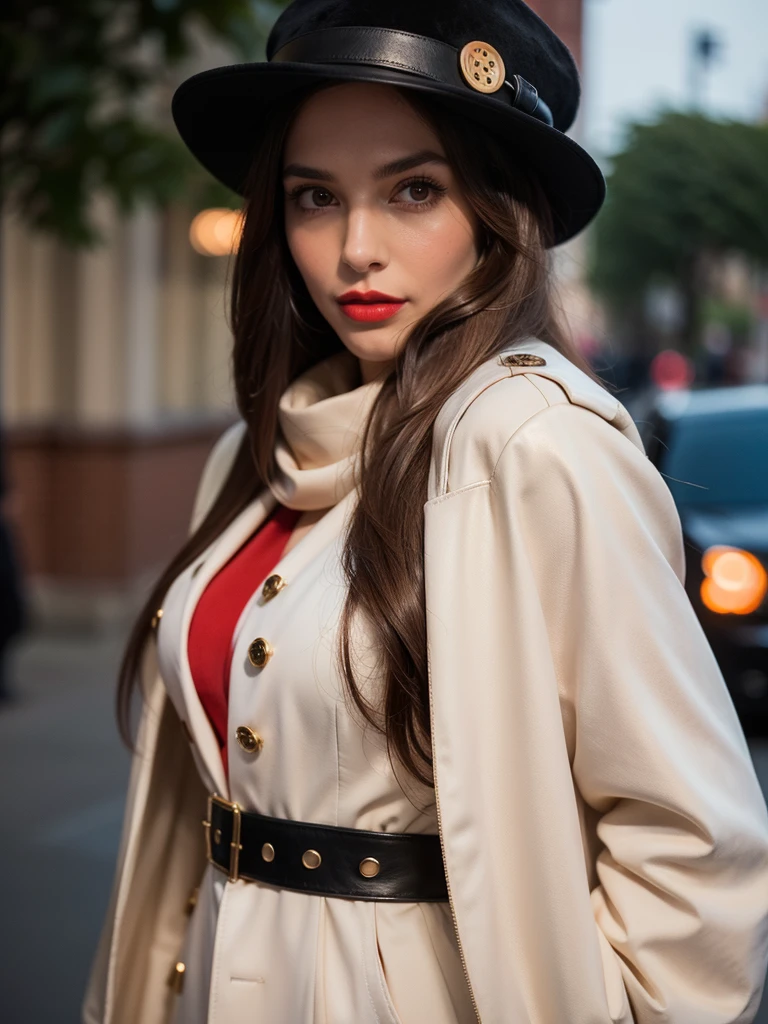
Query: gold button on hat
248,637,273,668
262,574,286,602
459,40,505,94
359,857,381,878
501,353,547,367
302,849,322,869
235,726,264,753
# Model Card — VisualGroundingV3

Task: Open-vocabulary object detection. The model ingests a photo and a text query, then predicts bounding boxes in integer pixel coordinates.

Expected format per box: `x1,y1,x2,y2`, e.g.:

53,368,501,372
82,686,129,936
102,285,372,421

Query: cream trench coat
83,337,768,1024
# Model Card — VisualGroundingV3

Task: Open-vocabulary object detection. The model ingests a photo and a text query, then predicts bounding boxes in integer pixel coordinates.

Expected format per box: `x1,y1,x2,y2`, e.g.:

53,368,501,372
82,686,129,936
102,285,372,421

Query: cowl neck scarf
268,349,385,511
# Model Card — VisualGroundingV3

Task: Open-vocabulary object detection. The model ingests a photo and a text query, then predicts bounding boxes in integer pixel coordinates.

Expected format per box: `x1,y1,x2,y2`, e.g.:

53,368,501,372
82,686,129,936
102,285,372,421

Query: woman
84,2,768,1023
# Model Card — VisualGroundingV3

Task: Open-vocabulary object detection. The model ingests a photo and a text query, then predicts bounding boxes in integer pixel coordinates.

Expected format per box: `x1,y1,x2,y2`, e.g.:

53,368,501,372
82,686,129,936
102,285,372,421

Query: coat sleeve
81,419,247,1024
491,401,768,1023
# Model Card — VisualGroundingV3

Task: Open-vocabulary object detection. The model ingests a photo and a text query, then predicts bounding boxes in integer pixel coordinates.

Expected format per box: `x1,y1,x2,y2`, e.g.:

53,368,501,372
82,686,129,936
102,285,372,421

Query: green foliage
589,110,768,310
0,0,292,244
702,296,756,340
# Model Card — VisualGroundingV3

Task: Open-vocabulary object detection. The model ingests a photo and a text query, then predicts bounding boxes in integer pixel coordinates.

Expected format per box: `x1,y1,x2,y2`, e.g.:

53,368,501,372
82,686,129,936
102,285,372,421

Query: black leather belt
203,795,449,902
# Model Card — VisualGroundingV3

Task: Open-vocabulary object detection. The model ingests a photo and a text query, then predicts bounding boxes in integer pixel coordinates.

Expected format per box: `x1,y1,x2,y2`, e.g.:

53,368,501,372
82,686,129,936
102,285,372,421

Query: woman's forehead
284,81,443,158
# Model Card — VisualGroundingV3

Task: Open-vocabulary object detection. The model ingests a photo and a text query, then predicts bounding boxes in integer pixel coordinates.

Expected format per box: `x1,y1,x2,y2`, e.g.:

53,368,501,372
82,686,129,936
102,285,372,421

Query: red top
188,503,302,781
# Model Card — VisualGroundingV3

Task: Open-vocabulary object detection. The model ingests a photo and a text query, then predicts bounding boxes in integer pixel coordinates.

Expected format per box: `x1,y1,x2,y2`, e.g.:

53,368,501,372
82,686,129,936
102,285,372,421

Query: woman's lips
338,301,406,322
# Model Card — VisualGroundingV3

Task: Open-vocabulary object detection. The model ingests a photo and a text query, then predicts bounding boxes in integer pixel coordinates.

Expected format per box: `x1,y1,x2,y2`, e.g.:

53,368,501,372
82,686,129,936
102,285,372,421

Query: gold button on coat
186,887,199,915
261,842,275,862
248,637,273,668
501,352,547,367
459,40,506,94
359,857,381,878
235,726,264,754
302,849,322,870
262,574,286,602
168,961,185,993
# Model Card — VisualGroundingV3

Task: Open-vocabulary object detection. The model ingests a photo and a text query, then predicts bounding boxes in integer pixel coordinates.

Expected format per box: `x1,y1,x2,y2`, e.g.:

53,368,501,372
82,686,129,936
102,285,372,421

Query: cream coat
83,338,768,1024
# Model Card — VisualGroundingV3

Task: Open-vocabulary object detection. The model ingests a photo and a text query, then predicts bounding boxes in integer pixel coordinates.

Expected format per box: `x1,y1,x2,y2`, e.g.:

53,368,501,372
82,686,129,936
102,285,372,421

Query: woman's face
283,82,480,382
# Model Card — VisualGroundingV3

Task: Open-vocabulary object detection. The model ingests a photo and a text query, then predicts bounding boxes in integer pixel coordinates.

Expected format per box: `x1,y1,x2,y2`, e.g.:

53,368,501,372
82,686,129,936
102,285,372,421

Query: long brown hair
117,82,604,786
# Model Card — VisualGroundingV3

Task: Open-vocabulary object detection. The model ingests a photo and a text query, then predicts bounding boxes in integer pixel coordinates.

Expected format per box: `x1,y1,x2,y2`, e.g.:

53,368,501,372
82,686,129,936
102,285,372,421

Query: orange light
700,546,768,615
189,208,243,256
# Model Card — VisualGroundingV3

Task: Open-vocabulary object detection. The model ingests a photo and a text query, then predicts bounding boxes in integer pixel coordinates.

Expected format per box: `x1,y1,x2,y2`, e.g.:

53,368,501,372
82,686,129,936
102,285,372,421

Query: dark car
639,384,768,733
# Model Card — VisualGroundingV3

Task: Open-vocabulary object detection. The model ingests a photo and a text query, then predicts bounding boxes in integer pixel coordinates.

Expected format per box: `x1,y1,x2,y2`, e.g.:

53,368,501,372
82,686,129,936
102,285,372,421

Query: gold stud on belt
302,849,322,870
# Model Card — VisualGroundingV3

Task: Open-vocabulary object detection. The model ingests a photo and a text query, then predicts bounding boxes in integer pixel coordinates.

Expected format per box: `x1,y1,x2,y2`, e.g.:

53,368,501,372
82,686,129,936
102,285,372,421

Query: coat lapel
176,488,278,798
176,486,358,799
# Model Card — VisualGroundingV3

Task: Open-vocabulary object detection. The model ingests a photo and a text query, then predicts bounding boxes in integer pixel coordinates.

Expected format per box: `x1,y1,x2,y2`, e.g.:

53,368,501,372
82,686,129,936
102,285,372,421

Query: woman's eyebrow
282,149,449,182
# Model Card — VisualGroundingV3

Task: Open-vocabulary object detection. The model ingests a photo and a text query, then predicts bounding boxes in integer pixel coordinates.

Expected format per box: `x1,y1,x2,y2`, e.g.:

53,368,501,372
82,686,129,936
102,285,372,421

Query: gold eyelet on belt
359,857,381,878
302,849,322,870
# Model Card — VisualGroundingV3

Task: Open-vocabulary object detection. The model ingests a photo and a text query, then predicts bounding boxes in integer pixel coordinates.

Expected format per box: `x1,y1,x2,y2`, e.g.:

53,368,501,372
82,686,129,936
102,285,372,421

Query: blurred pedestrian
0,431,25,702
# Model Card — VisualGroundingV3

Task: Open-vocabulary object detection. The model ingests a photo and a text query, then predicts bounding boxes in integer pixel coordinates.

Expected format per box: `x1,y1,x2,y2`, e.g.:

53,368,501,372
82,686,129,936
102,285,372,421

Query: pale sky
582,0,768,158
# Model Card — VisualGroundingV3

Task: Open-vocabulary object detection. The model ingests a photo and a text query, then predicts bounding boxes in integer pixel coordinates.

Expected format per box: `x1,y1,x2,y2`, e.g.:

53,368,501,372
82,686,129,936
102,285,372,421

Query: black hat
172,0,605,246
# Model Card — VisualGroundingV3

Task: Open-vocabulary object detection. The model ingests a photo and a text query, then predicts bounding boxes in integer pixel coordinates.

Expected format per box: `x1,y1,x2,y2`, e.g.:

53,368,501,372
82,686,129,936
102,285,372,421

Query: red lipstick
336,289,407,323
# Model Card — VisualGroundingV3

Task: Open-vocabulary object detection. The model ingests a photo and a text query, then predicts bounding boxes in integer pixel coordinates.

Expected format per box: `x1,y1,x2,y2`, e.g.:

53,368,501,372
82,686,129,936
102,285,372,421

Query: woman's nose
340,207,388,273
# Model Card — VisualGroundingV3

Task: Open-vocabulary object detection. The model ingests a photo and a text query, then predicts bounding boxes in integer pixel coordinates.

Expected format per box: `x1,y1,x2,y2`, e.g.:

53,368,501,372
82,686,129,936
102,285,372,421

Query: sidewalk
2,625,768,1023
0,625,131,1024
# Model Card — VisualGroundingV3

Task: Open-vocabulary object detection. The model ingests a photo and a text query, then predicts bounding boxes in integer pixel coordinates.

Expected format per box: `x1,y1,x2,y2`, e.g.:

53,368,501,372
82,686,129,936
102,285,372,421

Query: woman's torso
155,487,476,1024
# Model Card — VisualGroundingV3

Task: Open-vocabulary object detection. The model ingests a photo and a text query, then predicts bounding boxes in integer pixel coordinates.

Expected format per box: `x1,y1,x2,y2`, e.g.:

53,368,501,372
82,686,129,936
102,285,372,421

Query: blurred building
1,0,592,624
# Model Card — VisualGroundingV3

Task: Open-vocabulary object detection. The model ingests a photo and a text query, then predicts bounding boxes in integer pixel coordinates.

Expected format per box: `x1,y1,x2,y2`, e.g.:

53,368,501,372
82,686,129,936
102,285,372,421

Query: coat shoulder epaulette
428,337,644,499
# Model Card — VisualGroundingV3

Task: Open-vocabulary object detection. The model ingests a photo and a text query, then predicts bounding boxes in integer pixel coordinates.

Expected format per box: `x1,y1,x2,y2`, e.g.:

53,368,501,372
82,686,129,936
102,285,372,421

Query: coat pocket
362,902,405,1024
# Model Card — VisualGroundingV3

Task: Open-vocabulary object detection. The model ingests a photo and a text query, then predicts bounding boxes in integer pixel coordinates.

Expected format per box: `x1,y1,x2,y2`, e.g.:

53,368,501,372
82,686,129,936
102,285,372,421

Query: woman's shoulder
431,339,643,498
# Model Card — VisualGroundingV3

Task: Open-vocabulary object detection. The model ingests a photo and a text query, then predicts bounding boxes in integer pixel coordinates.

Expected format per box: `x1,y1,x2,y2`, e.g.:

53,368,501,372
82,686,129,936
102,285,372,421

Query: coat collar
269,348,384,511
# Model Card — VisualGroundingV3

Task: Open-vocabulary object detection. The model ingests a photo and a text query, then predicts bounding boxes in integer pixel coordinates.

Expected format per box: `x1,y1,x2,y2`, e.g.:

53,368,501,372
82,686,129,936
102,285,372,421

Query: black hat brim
172,61,605,246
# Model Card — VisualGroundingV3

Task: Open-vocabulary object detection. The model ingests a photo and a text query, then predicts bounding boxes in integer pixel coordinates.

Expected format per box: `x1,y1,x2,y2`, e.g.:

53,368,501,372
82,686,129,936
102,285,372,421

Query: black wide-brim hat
172,0,606,247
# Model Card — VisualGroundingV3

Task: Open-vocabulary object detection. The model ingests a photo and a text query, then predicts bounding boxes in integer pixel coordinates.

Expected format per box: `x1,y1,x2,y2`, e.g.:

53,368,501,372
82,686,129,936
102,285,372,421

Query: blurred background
1,1,767,1020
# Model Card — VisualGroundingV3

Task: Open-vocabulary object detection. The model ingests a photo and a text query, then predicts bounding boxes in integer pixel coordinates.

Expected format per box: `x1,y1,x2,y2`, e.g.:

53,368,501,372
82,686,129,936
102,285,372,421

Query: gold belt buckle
202,794,243,882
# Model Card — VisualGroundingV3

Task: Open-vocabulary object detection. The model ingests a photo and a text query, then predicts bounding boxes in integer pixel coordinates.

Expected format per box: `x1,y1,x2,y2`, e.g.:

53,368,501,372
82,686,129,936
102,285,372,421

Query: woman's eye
295,187,336,209
287,177,446,213
397,182,434,204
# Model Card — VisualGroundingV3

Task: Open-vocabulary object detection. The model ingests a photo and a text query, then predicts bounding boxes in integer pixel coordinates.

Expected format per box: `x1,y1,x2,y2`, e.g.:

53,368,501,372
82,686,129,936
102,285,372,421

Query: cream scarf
268,349,385,511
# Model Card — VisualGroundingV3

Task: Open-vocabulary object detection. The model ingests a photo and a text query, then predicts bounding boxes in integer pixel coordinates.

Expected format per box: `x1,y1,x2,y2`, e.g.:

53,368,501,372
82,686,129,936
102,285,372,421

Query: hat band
271,25,554,128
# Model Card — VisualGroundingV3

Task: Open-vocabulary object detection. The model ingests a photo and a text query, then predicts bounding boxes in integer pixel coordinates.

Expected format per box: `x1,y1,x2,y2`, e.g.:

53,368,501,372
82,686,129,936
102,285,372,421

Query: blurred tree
589,111,768,354
0,0,290,245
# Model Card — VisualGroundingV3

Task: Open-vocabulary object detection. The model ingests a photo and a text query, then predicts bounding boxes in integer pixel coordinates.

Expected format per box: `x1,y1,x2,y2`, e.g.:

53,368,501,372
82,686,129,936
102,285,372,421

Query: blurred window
662,411,768,507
